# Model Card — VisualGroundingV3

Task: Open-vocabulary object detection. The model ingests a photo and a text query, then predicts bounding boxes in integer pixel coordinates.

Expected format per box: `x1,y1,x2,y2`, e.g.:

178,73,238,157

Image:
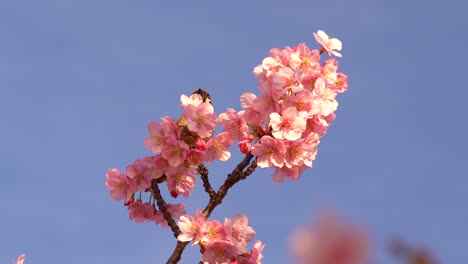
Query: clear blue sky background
1,1,467,263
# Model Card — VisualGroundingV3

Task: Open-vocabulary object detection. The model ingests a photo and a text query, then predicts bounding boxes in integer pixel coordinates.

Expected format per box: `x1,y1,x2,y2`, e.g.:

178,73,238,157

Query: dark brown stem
151,180,180,238
203,153,254,219
198,164,216,200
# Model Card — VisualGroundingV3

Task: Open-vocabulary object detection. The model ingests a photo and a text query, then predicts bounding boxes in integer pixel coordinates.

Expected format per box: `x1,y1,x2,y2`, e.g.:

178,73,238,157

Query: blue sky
1,1,467,263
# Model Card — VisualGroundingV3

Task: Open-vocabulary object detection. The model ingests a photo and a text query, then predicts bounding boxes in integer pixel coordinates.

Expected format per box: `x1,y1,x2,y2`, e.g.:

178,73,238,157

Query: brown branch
166,241,190,264
197,164,216,200
151,180,180,238
203,153,254,219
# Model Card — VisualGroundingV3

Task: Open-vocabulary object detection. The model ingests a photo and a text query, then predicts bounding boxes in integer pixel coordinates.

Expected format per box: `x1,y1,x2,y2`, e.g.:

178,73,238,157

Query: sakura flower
184,102,216,138
204,132,234,162
12,254,25,264
180,93,204,107
128,200,154,223
126,158,153,191
144,121,166,153
284,139,317,168
271,67,303,99
224,214,256,252
289,43,321,82
334,72,348,93
218,108,249,141
161,138,189,167
251,136,286,168
313,30,343,57
166,165,196,198
270,108,307,141
146,155,168,180
200,220,227,245
202,239,239,264
290,211,369,264
272,165,306,183
105,168,134,203
311,77,338,116
236,240,265,264
283,89,314,115
178,209,206,244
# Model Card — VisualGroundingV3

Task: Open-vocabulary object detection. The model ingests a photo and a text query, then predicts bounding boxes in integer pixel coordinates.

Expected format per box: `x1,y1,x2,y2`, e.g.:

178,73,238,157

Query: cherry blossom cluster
231,30,347,182
177,210,264,264
104,29,348,263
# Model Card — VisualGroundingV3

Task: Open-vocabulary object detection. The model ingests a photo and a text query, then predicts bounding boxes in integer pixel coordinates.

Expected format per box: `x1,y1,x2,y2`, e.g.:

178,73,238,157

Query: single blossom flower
313,30,343,57
251,136,286,168
184,102,216,138
105,168,134,203
202,239,239,264
128,200,154,223
270,107,307,141
204,132,234,162
161,138,189,167
166,165,196,198
178,209,206,244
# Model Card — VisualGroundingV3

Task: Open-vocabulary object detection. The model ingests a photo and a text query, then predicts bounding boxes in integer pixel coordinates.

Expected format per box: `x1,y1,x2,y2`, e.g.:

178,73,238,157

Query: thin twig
151,180,180,238
197,164,216,199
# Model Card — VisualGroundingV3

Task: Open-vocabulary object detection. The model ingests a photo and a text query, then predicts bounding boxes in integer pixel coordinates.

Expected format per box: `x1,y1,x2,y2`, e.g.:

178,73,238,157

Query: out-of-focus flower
12,254,25,264
390,238,440,264
290,211,369,264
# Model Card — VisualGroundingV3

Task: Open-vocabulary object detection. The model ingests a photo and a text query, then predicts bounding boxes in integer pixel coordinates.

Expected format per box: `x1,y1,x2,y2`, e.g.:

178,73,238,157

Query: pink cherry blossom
178,209,206,244
270,108,307,141
200,220,227,245
271,67,303,99
311,77,338,116
313,30,343,57
184,102,216,138
283,89,314,116
186,148,205,165
126,158,153,191
236,240,265,264
202,239,239,264
12,254,25,264
218,108,249,141
334,72,348,93
251,136,286,168
105,168,134,203
144,121,166,153
240,93,264,126
224,214,256,252
128,200,154,223
204,132,234,162
321,58,339,85
180,93,203,107
161,138,189,167
166,165,196,198
290,211,369,264
272,165,306,183
146,155,168,180
284,139,317,168
289,43,321,82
